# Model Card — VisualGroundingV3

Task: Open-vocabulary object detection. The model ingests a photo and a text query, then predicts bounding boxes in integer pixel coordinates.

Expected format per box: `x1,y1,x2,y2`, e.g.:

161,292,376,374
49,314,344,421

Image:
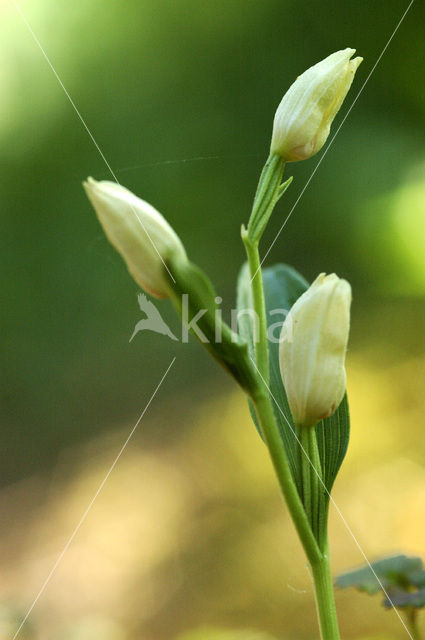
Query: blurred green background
0,1,424,638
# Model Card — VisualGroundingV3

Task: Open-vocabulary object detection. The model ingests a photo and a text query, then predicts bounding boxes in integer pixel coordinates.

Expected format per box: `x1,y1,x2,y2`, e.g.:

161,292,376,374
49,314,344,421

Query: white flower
279,273,351,427
84,178,187,298
271,49,362,162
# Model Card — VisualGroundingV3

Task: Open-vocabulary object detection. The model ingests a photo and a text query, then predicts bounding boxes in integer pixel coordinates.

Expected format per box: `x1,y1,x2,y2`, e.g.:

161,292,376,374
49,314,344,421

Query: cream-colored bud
279,273,351,427
84,178,187,298
271,49,362,162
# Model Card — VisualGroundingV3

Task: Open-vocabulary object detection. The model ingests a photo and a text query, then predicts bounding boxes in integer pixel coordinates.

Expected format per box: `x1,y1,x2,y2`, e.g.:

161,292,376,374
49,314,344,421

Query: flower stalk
311,544,341,640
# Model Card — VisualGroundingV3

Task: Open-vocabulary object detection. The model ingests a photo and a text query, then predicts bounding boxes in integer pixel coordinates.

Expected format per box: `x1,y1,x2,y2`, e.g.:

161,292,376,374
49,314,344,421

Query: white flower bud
271,49,362,162
84,178,187,298
279,273,351,427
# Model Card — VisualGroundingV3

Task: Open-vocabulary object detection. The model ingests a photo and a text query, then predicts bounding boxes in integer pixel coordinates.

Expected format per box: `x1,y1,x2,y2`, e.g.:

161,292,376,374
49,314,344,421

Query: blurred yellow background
1,1,424,638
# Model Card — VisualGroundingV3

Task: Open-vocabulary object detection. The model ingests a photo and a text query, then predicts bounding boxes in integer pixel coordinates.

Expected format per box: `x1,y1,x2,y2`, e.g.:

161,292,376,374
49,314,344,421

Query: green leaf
409,570,425,588
335,554,424,596
335,566,383,595
167,258,257,393
236,262,351,521
261,264,308,498
383,587,425,609
315,393,350,496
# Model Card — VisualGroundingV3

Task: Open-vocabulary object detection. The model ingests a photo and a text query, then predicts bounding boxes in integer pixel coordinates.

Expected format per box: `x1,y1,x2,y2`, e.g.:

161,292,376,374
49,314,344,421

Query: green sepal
165,256,258,394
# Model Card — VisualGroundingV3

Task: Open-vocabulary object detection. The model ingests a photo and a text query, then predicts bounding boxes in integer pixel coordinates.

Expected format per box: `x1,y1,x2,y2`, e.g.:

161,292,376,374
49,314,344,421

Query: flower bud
279,273,351,427
84,178,187,298
271,49,362,162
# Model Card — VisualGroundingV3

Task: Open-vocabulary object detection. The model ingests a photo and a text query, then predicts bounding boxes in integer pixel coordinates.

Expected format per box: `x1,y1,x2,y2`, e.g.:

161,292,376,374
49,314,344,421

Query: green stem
299,425,325,546
300,427,339,638
243,154,340,637
301,427,312,523
242,152,286,382
255,388,341,638
310,543,341,640
243,216,320,564
309,426,325,548
252,390,321,565
242,233,269,383
244,237,320,563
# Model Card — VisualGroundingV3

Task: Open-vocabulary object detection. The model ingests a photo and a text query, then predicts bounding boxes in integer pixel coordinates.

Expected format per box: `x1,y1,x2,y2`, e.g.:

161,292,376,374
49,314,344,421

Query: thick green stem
311,544,341,640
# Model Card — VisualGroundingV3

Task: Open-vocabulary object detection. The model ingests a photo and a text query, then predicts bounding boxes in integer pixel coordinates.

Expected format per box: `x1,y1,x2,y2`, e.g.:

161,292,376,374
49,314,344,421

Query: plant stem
301,427,312,523
310,428,319,540
244,229,319,564
252,353,341,638
254,389,341,639
252,389,321,565
310,542,341,640
301,427,340,639
242,233,270,384
241,152,285,382
243,159,340,638
308,425,324,548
